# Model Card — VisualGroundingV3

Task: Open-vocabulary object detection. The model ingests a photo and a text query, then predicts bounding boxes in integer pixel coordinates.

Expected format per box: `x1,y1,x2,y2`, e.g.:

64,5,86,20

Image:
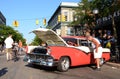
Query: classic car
24,28,110,72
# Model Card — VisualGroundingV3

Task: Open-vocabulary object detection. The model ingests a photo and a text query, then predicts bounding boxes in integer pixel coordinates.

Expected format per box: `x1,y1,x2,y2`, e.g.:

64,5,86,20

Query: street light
93,8,104,46
93,8,99,14
92,8,99,29
92,8,99,26
93,8,106,47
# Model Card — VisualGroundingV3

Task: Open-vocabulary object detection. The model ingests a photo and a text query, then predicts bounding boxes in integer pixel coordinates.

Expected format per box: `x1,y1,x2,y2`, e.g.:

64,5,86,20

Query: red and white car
24,28,110,72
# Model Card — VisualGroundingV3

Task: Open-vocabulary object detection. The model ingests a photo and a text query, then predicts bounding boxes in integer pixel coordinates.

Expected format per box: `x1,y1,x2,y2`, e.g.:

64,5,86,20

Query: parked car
24,28,110,72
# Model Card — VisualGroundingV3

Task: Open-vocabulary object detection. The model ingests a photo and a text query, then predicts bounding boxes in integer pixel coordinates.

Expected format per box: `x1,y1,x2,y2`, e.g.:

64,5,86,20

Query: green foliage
91,0,120,17
46,26,52,29
91,0,120,39
72,0,94,26
0,24,25,45
30,36,42,45
72,0,120,27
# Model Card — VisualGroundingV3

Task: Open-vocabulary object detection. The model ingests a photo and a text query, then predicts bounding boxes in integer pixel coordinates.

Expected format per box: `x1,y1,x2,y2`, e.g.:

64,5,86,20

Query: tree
91,0,120,40
73,0,120,38
72,0,95,28
0,25,25,45
30,36,42,45
70,0,95,36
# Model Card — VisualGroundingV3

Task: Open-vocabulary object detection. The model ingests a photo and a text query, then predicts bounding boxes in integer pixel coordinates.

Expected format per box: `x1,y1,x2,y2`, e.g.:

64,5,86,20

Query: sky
0,0,80,44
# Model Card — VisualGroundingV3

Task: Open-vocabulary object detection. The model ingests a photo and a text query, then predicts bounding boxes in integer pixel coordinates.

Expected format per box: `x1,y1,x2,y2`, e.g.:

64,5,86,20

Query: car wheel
100,58,105,66
57,57,70,72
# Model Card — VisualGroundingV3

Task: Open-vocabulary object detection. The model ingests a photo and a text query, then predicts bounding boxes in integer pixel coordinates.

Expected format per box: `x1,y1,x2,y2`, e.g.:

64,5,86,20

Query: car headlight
46,57,53,62
47,58,53,62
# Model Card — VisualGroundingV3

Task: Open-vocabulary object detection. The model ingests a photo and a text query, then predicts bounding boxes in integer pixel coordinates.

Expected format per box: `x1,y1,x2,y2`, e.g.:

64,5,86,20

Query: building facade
47,2,78,36
0,11,6,25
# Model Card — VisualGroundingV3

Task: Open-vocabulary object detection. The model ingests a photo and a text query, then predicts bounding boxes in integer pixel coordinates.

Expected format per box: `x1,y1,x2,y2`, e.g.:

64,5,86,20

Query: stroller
12,43,19,62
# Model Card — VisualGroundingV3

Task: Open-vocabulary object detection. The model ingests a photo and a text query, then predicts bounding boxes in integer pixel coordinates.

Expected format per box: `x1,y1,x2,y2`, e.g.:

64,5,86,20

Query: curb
106,62,120,68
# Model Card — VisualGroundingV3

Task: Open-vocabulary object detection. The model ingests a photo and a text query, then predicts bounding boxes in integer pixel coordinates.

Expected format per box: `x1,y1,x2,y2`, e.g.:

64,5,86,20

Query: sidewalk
106,62,120,68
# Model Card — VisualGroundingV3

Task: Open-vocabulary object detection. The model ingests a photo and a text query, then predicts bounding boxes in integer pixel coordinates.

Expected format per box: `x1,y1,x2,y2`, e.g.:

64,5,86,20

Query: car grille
28,53,53,60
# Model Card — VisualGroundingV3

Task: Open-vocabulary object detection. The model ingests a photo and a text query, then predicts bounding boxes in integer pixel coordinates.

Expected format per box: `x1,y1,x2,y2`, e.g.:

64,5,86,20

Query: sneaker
95,68,101,71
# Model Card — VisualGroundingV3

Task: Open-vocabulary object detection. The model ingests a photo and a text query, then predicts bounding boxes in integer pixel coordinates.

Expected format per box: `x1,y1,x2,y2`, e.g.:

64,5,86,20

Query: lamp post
93,8,99,15
93,8,99,25
92,8,99,35
93,8,99,36
93,9,104,46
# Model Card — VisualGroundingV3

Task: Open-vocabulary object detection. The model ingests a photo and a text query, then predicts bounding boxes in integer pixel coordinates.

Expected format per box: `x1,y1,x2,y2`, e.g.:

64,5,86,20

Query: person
18,40,23,55
41,41,48,47
12,41,19,62
85,32,103,71
4,34,14,61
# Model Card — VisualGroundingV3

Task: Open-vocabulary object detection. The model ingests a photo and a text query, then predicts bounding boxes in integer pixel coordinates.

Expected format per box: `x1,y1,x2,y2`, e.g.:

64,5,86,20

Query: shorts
93,47,103,58
5,48,12,54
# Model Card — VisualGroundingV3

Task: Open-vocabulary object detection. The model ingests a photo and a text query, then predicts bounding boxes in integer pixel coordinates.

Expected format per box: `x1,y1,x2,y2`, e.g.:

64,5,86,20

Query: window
79,40,92,47
63,38,77,46
64,12,68,21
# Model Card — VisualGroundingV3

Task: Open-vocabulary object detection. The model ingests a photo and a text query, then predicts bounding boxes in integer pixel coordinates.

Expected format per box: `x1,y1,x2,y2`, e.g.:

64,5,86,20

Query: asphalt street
0,53,120,79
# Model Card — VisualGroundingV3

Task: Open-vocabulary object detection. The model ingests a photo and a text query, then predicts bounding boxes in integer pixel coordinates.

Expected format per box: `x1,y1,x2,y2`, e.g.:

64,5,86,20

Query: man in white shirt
86,32,103,71
4,34,14,61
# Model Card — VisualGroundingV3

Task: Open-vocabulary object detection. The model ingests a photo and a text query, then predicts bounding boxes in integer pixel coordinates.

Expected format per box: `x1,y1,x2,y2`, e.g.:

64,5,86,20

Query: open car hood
32,28,68,46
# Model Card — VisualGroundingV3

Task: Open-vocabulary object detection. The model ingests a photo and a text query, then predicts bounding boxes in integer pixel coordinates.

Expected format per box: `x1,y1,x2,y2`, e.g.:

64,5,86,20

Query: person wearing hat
85,32,103,71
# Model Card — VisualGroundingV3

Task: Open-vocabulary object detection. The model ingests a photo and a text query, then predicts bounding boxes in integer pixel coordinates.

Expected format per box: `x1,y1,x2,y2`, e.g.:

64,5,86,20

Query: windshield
63,38,78,46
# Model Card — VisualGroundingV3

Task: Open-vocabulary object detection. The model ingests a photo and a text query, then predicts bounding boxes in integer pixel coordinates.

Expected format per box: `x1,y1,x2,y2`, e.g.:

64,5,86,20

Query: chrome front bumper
24,54,57,67
27,58,54,66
